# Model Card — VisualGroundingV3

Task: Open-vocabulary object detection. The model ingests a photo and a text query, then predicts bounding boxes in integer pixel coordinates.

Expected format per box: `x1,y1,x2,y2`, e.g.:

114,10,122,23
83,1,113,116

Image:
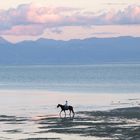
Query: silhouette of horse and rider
57,101,75,117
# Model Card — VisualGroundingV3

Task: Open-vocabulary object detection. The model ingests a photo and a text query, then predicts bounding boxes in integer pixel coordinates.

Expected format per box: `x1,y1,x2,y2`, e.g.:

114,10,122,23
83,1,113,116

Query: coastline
0,90,139,139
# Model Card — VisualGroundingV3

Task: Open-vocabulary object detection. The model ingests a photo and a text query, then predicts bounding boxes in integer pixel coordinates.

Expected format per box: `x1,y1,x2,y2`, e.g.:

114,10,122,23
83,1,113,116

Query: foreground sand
0,107,140,140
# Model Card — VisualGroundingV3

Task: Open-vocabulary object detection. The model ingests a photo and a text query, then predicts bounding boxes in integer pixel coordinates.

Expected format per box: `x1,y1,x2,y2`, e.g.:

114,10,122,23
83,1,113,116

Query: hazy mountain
0,37,12,46
0,36,140,65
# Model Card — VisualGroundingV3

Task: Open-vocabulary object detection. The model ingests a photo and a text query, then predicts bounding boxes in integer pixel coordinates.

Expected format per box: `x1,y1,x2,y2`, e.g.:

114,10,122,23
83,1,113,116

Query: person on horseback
57,103,75,117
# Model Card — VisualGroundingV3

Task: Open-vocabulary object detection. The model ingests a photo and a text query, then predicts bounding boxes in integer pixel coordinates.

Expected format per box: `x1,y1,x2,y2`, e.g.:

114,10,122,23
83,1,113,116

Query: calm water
0,64,140,93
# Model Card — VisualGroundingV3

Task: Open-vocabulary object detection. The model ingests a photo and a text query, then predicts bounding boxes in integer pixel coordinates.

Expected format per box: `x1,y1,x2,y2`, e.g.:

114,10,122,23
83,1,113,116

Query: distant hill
0,37,12,46
0,36,140,65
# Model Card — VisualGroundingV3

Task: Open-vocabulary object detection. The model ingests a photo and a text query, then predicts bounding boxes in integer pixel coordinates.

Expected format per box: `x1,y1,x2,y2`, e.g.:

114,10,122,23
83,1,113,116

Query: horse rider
65,100,68,109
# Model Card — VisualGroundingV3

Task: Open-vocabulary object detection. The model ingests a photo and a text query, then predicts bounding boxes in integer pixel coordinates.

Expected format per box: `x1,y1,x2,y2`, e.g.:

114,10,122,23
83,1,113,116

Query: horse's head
57,104,60,108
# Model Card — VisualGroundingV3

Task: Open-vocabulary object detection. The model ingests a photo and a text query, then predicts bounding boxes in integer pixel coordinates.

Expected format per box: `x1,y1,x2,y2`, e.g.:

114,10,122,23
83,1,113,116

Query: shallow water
0,90,139,140
0,90,139,117
0,101,139,140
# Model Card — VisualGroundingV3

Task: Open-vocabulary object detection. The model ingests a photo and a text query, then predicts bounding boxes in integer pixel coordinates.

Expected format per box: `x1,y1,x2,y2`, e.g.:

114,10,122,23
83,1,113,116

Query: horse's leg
72,108,75,117
69,110,71,117
59,110,62,117
64,110,66,117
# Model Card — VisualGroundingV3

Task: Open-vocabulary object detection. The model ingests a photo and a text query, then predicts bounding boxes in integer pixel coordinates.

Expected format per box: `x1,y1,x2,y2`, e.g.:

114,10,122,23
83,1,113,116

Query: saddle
64,105,69,110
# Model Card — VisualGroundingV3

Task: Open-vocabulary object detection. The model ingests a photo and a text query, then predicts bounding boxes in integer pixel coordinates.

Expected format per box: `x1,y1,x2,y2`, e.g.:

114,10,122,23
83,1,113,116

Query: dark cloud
50,28,62,34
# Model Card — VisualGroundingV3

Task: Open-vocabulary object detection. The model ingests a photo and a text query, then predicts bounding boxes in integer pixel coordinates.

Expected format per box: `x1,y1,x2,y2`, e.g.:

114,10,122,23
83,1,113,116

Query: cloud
0,3,82,35
0,4,140,36
0,25,45,36
92,32,119,35
50,28,62,34
103,5,140,25
104,3,127,6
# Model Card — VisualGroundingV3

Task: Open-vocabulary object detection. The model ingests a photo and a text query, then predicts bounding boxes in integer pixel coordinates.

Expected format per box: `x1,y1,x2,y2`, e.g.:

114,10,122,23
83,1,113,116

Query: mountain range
0,36,140,65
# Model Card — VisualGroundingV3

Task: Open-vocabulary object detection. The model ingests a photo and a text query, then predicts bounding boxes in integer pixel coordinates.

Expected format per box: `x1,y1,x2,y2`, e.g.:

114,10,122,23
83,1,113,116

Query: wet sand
0,107,140,140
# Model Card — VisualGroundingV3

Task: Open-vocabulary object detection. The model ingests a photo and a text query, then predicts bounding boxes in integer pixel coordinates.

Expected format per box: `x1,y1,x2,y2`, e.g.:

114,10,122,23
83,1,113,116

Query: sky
0,0,140,42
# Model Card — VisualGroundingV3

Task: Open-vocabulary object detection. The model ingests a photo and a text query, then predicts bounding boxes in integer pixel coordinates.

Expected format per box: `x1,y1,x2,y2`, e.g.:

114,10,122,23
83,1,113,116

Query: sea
0,63,140,93
0,64,140,116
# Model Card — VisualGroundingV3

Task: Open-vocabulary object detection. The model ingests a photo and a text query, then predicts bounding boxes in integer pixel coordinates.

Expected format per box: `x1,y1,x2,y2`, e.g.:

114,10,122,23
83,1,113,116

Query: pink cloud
126,5,140,23
104,5,140,24
0,4,139,36
0,25,44,36
26,4,62,24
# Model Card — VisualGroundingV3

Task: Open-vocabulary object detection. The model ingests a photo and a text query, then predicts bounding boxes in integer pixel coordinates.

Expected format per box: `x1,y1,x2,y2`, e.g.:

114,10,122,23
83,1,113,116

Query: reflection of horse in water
57,104,75,117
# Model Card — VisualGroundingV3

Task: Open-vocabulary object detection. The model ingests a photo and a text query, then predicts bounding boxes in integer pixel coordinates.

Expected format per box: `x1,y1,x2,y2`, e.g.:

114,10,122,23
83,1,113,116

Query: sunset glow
0,0,140,42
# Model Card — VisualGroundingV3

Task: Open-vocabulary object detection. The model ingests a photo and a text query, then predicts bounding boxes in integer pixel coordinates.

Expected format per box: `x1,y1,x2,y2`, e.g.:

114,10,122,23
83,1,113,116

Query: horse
57,104,75,117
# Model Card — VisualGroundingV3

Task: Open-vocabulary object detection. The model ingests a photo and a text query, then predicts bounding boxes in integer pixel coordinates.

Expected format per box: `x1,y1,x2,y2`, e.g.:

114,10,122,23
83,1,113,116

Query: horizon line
1,35,140,44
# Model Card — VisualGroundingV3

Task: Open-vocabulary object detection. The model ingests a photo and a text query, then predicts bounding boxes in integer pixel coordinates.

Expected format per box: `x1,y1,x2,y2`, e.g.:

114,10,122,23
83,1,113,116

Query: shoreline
0,89,140,109
0,90,139,139
0,90,139,115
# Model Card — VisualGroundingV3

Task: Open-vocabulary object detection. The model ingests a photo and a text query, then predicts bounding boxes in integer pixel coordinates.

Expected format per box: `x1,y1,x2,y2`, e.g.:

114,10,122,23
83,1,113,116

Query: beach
0,64,140,139
0,90,140,140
